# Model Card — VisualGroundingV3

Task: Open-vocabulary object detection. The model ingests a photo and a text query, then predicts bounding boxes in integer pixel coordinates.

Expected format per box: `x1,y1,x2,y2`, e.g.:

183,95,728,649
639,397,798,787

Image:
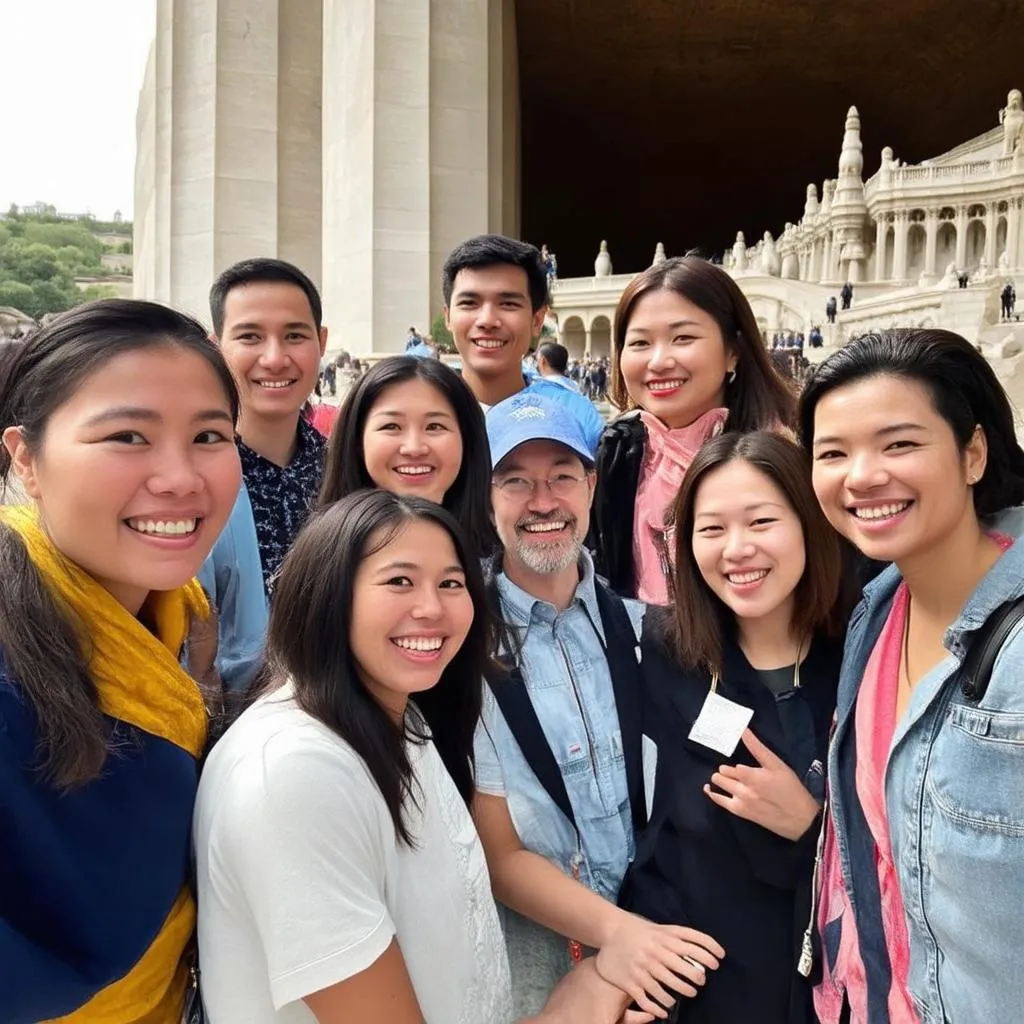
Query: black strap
487,581,647,836
489,665,578,832
960,594,1024,701
593,583,648,834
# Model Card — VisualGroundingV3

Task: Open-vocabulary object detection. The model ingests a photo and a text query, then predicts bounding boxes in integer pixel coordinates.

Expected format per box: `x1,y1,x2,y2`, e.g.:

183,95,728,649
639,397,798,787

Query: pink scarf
632,407,728,604
815,583,918,1023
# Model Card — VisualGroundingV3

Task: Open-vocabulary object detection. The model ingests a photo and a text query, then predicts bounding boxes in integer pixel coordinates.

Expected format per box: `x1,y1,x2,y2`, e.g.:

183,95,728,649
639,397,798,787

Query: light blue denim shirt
827,507,1024,1024
474,551,644,1015
197,485,268,692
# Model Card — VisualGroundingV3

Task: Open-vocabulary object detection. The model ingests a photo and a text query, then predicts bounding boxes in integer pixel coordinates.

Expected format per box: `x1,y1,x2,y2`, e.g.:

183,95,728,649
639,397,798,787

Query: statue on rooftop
731,231,748,272
760,231,781,276
1002,89,1024,155
594,240,613,277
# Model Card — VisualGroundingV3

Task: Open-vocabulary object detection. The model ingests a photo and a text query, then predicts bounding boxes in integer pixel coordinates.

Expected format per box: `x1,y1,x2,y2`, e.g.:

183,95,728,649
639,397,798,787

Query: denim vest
474,552,644,1016
826,507,1024,1023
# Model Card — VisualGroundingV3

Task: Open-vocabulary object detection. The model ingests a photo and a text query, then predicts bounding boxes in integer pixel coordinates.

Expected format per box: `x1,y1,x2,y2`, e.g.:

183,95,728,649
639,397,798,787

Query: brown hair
609,256,796,431
666,430,842,675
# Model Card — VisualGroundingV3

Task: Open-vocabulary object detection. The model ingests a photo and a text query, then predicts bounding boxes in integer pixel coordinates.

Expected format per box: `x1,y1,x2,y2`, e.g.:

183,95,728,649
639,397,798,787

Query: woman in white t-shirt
193,490,644,1024
194,489,511,1024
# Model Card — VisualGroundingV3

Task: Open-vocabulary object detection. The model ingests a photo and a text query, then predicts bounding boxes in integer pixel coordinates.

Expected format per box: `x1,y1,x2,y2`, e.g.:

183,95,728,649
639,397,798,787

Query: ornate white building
552,89,1024,365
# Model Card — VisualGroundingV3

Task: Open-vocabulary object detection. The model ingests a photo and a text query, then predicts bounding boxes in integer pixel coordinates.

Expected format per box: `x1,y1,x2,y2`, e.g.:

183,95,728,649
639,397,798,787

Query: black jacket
619,621,842,1024
592,412,646,597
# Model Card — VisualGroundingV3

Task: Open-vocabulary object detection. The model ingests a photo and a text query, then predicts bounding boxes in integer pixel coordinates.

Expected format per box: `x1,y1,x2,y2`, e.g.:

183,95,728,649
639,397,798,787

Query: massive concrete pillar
134,0,322,324
321,0,519,354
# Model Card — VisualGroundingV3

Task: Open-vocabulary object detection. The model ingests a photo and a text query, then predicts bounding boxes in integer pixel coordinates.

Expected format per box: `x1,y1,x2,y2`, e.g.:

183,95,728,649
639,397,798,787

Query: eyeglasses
492,472,589,499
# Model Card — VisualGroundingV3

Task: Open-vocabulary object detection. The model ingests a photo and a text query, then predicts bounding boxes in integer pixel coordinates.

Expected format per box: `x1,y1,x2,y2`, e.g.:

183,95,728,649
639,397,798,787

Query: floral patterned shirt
237,417,326,594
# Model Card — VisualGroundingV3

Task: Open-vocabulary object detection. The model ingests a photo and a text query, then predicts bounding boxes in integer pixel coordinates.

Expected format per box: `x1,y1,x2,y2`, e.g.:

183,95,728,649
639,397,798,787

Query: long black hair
320,355,497,556
799,329,1024,516
261,489,498,846
0,298,239,788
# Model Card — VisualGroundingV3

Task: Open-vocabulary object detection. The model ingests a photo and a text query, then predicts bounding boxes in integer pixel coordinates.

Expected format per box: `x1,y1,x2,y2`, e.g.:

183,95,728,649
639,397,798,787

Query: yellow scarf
0,505,209,1024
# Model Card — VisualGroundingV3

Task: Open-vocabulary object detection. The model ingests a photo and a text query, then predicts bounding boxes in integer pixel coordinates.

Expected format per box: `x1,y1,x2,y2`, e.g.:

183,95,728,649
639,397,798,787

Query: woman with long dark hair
319,355,496,556
593,256,795,602
801,329,1024,1023
619,431,844,1023
0,299,242,1022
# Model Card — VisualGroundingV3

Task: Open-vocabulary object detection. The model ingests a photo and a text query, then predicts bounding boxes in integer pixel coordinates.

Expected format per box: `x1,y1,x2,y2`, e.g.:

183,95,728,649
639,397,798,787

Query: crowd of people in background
3,234,1024,1024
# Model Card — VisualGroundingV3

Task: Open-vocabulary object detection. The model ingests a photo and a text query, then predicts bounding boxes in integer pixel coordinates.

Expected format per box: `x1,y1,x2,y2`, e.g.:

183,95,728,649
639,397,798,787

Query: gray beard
512,531,583,575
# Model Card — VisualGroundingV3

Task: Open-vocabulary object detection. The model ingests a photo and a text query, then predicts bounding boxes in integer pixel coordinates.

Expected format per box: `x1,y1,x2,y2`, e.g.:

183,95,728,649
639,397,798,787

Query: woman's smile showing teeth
255,378,296,389
390,635,445,661
394,465,434,476
125,517,200,538
647,378,684,394
849,501,911,520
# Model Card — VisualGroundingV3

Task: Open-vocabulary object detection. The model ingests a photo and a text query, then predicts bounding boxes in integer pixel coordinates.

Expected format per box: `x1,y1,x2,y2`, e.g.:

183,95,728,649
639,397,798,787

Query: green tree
430,312,454,352
0,207,131,318
0,281,36,311
24,222,103,261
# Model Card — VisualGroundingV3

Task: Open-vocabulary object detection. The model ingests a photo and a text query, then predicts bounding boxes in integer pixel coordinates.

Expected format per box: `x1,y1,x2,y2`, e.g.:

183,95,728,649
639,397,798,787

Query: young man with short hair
200,258,328,689
442,235,605,453
537,341,579,392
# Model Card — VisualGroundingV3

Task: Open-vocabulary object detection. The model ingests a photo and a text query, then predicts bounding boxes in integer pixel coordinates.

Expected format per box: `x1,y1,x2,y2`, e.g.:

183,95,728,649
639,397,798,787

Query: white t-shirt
193,687,513,1024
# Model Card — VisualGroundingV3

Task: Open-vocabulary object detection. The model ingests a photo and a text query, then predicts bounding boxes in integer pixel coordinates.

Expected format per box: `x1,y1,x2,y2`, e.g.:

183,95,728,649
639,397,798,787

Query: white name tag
687,691,754,756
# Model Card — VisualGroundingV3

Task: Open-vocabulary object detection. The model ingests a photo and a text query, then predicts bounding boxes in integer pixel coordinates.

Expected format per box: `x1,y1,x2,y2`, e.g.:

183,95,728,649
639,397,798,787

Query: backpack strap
959,594,1024,702
592,582,648,834
488,664,578,834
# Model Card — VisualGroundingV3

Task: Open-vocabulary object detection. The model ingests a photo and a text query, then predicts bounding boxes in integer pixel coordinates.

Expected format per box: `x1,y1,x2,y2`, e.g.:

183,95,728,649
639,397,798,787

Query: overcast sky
0,0,156,220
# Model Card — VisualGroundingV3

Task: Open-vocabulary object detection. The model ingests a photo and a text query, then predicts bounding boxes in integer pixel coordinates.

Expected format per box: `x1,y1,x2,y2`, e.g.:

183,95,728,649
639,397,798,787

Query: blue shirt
474,552,644,897
197,485,268,692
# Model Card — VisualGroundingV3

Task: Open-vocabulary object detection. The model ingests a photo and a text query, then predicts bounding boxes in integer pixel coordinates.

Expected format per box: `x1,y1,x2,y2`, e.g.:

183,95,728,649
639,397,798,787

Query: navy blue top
0,660,198,1023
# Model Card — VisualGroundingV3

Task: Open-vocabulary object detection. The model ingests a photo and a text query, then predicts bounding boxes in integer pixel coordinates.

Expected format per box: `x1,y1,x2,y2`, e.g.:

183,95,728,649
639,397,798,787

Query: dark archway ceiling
516,0,1019,277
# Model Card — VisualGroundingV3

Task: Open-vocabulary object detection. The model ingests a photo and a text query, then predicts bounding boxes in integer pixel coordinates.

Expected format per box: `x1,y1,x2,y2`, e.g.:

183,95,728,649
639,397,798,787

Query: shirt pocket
927,703,1024,836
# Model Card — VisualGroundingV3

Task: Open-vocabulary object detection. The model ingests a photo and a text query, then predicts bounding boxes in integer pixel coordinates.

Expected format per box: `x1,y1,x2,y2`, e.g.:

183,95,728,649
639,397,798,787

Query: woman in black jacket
619,431,846,1024
592,257,795,602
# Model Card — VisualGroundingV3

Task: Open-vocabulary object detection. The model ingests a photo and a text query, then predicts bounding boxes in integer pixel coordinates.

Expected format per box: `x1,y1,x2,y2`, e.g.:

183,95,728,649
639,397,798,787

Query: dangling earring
727,368,737,384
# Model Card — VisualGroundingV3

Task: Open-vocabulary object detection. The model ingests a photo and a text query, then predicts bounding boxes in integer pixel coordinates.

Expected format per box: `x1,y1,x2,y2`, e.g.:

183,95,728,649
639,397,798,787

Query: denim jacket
474,551,645,1016
823,507,1024,1024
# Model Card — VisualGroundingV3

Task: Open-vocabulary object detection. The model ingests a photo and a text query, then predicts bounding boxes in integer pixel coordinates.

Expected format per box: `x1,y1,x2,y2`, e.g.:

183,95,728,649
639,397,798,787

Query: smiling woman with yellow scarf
0,300,241,1024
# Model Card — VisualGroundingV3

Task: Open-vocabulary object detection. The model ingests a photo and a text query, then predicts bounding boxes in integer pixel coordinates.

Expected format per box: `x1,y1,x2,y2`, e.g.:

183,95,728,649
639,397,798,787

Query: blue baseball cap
486,391,595,469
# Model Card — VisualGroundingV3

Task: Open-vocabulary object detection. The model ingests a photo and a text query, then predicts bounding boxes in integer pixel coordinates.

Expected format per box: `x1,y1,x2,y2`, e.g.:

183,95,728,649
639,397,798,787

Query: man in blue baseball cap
472,391,699,1018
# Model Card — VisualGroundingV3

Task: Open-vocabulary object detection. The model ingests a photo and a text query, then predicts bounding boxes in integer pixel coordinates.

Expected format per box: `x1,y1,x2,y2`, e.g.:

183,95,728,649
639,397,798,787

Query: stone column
1008,198,1023,270
322,0,516,354
584,328,592,358
821,233,833,283
133,0,323,322
893,212,909,281
874,217,886,280
924,209,939,278
985,204,998,266
955,206,969,268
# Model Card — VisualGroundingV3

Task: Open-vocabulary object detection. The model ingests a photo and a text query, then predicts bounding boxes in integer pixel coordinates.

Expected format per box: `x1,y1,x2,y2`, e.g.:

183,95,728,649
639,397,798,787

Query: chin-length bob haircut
799,329,1024,518
319,355,497,557
261,489,498,846
609,256,796,431
666,430,843,675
